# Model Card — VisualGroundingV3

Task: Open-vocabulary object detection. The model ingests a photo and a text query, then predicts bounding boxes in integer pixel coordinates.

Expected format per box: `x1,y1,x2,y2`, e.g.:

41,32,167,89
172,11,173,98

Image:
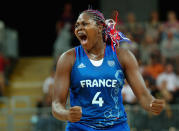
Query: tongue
81,39,88,45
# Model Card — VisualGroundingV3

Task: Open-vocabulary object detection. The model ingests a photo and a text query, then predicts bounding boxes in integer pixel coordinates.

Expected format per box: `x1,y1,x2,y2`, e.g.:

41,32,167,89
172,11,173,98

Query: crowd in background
0,2,178,130
0,3,178,106
47,5,179,128
51,2,179,108
120,10,179,105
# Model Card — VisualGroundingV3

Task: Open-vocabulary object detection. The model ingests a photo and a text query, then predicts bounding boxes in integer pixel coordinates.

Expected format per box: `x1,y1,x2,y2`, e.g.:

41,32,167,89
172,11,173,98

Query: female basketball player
52,9,165,131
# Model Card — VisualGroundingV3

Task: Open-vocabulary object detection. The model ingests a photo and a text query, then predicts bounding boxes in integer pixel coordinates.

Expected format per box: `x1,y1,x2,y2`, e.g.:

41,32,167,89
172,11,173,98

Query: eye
82,22,89,26
75,23,79,28
75,22,89,29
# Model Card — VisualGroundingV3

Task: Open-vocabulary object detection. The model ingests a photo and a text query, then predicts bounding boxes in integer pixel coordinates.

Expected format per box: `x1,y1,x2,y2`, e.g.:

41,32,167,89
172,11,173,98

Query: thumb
150,99,165,107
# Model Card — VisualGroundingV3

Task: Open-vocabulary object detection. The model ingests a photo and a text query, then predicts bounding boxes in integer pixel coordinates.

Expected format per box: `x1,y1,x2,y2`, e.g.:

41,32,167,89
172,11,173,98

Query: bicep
118,49,149,99
53,50,74,106
125,63,148,99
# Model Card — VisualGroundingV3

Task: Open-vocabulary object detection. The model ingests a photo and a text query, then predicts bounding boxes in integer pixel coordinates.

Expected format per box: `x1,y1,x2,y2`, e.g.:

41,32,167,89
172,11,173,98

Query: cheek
74,29,78,37
88,29,98,41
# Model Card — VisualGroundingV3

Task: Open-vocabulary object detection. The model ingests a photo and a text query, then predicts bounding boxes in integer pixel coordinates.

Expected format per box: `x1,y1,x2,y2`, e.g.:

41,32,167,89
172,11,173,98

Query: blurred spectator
0,73,5,97
0,52,9,96
0,21,18,59
122,80,137,105
160,31,179,61
5,27,19,59
144,52,164,79
0,20,5,53
53,2,74,61
33,66,64,131
145,11,161,43
4,27,19,84
162,11,179,38
157,63,177,93
143,75,158,98
124,12,144,43
56,2,74,34
37,67,56,113
33,94,62,131
140,34,159,64
43,67,55,95
158,80,173,103
0,21,18,88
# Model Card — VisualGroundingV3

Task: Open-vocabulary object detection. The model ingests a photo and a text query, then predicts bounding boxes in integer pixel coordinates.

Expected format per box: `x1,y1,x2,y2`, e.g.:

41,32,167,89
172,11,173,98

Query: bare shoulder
116,47,138,70
116,47,130,57
56,48,76,70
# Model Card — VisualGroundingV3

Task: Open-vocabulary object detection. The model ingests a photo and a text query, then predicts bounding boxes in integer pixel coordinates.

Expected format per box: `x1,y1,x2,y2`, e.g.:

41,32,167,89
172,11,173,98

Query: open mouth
79,34,87,41
78,31,88,45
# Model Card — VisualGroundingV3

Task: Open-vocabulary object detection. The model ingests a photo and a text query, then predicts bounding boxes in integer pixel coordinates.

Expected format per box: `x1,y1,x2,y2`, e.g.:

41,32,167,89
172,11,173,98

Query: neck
86,39,105,60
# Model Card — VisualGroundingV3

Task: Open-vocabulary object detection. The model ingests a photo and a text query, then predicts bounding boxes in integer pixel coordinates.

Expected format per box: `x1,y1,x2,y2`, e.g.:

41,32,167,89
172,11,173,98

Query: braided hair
81,9,131,47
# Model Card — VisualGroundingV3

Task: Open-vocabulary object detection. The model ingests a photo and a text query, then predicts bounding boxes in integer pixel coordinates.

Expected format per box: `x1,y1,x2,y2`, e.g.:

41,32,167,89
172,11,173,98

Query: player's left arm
116,48,165,115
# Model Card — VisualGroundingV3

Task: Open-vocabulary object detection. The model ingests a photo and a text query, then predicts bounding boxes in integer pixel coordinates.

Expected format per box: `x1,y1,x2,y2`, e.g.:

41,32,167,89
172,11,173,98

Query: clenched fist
68,106,82,122
150,99,165,115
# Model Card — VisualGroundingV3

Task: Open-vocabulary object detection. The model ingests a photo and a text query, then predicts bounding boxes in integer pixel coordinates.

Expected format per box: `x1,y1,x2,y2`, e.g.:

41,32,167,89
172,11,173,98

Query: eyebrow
75,20,88,24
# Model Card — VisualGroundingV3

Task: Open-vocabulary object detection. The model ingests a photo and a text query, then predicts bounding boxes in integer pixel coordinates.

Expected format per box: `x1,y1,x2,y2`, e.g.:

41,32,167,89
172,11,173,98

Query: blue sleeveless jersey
70,44,127,129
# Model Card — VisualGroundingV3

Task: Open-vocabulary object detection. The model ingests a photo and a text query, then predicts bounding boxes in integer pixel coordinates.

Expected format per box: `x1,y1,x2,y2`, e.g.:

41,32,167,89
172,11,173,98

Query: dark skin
52,13,165,122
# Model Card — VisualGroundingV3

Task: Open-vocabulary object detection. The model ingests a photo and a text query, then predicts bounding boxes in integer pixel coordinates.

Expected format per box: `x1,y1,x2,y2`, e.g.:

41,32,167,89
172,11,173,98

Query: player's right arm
52,49,82,122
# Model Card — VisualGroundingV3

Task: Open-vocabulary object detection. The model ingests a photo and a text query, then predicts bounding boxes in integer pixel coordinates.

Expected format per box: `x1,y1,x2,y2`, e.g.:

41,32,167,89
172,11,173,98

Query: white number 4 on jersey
92,92,104,107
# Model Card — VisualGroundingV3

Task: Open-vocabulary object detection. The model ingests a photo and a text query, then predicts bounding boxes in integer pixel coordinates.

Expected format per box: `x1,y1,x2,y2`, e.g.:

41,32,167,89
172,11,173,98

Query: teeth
78,31,84,33
78,31,86,35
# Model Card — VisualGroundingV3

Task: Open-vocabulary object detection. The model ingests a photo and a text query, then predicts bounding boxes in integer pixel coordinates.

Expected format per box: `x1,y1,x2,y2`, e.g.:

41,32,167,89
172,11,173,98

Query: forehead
76,13,94,23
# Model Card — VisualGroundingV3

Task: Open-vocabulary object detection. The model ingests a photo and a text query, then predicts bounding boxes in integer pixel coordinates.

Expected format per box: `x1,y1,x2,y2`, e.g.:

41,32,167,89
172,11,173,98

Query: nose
76,24,83,31
75,25,82,36
75,26,84,36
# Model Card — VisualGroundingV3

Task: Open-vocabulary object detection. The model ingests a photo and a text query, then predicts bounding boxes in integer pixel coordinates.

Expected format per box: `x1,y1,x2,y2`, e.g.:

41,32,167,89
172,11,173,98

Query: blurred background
0,0,179,131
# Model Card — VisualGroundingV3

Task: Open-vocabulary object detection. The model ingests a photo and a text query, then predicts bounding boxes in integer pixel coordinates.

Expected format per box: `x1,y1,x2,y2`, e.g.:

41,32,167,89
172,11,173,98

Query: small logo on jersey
78,63,86,68
107,60,115,67
115,70,124,87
